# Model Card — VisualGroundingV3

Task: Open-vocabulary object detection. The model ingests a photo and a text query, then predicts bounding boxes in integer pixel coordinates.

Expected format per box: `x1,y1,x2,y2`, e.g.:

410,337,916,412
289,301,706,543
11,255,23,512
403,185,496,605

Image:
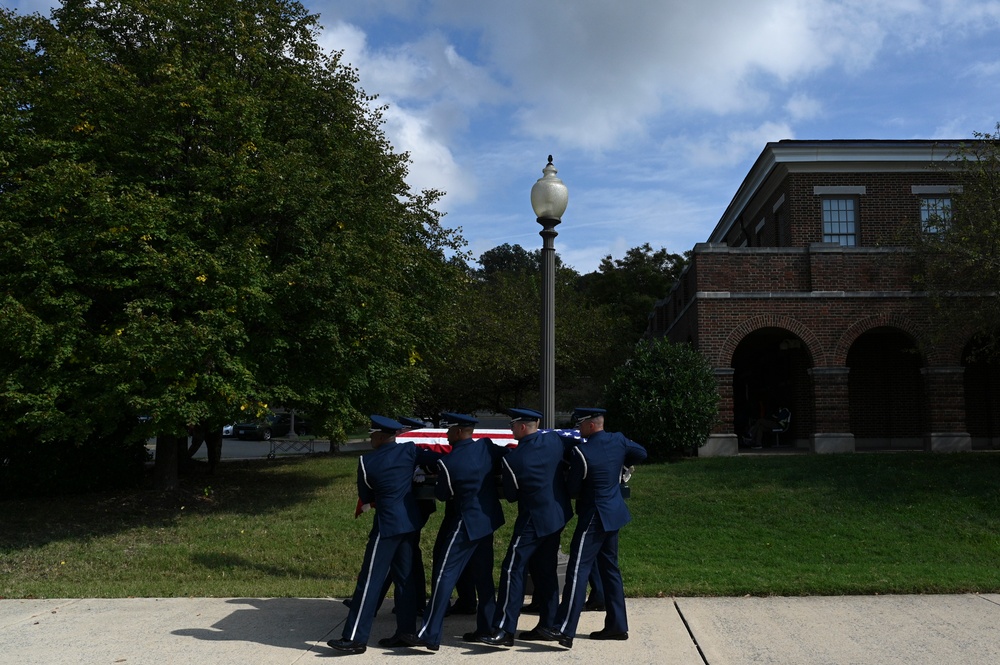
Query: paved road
146,436,343,461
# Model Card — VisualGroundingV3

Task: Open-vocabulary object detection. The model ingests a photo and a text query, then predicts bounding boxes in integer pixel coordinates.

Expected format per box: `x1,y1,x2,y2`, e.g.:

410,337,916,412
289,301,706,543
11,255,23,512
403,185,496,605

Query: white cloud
317,21,506,207
421,0,900,152
674,122,796,169
963,60,1000,78
383,108,476,202
785,93,823,121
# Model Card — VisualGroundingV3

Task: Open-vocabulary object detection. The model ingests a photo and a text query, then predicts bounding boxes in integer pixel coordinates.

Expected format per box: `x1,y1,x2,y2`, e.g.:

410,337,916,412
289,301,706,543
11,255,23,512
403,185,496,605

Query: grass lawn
2,451,999,598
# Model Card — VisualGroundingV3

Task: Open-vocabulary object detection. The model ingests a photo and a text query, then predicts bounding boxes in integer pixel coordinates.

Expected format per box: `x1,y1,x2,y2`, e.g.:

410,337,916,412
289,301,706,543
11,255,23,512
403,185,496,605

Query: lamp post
531,155,569,430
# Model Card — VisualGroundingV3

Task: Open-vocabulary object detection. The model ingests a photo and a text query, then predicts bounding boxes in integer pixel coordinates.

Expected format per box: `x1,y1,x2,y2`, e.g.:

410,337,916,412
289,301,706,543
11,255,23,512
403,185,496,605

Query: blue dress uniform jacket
340,441,425,646
501,430,573,537
492,429,573,632
417,438,507,647
357,441,424,537
567,430,647,531
555,430,647,640
434,437,506,538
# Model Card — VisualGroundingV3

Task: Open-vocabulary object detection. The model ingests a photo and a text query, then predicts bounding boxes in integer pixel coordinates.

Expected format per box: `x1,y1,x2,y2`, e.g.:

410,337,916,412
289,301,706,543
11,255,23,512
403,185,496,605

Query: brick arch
717,314,824,368
957,327,999,364
832,313,940,366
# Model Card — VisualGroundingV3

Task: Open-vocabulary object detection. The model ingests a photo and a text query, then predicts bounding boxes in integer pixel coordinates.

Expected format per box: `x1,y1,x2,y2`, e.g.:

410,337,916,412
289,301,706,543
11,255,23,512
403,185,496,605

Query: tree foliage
476,242,542,277
605,337,718,461
417,245,628,417
578,242,687,338
416,241,687,419
0,1,462,494
909,126,1000,356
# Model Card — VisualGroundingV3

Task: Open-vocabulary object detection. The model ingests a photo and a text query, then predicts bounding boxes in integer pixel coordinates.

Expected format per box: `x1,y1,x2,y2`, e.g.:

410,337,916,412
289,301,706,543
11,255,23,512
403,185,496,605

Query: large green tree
0,1,462,493
907,127,1000,357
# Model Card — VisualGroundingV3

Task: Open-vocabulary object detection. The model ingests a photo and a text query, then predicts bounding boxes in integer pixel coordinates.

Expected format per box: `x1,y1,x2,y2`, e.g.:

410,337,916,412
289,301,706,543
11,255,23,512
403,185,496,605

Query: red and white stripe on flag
400,428,518,452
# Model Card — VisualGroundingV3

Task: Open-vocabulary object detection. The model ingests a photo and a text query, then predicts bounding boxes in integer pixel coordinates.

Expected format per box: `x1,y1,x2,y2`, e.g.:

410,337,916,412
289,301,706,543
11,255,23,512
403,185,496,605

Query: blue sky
10,1,1000,273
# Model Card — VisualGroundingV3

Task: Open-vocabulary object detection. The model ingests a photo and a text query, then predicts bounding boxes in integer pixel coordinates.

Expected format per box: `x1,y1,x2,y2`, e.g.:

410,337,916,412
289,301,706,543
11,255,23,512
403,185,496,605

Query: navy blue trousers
341,529,419,644
493,518,563,632
418,519,497,646
554,515,628,638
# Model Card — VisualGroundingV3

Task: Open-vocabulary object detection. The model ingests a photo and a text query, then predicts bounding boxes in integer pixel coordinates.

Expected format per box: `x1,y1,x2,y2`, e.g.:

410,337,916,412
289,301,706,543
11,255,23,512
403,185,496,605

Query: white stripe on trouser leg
418,520,463,640
347,531,381,640
497,531,523,630
560,516,594,634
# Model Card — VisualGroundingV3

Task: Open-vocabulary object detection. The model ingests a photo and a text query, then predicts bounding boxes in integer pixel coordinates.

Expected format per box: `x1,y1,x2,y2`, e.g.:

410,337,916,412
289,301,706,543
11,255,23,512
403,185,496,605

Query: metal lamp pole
530,156,568,430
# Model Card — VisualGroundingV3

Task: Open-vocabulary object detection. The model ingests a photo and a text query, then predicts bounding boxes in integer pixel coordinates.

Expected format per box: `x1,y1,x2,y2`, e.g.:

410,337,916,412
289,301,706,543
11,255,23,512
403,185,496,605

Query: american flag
399,428,582,452
354,428,583,516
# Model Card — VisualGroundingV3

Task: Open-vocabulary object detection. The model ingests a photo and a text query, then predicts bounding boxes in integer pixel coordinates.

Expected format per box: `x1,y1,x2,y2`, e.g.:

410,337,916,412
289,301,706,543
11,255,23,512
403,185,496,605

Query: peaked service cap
369,415,405,434
507,407,543,422
439,412,478,428
397,416,427,430
572,407,606,426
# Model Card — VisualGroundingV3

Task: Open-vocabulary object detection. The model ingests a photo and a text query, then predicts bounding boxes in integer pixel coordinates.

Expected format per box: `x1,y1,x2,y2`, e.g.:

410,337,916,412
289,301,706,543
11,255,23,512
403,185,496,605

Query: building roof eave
706,139,969,244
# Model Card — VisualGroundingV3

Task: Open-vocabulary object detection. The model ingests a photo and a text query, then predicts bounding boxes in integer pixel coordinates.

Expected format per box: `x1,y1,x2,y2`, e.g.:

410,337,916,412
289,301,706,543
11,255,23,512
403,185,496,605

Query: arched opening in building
847,327,925,449
732,328,813,448
962,335,1000,450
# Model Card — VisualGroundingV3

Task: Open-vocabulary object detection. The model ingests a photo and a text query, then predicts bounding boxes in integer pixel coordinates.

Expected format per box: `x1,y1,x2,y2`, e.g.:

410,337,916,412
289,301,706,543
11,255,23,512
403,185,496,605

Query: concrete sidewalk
3,594,999,664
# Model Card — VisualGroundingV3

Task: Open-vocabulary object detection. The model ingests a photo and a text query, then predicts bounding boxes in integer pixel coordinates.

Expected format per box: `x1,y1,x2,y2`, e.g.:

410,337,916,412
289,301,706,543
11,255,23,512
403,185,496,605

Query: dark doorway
962,336,1000,450
847,327,924,449
732,328,813,448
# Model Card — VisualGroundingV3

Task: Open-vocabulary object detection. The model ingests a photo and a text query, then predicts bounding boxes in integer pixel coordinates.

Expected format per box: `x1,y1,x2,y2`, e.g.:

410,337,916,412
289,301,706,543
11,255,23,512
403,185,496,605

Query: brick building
648,139,1000,455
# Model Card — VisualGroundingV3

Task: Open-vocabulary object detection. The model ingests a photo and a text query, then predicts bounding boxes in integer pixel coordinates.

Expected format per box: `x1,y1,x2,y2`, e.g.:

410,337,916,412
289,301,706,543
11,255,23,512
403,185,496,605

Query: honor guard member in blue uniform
400,412,507,651
328,415,433,655
349,416,438,620
480,407,573,647
538,408,647,648
399,418,478,618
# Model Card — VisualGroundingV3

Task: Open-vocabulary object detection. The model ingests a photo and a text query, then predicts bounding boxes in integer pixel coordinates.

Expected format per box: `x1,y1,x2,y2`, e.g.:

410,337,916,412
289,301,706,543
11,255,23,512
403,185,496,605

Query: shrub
605,337,719,460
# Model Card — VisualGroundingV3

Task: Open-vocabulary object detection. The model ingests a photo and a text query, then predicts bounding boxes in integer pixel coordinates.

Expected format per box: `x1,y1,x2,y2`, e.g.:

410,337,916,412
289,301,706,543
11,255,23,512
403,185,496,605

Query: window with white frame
919,196,952,232
822,197,857,246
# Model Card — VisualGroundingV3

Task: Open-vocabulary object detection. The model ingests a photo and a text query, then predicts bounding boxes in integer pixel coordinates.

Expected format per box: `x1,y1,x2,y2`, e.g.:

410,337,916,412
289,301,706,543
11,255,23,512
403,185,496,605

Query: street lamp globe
531,155,569,221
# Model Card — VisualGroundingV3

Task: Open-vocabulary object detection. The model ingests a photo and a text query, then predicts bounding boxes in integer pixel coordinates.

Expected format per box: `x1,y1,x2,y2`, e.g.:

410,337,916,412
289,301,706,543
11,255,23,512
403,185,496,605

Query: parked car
222,423,235,437
234,413,309,441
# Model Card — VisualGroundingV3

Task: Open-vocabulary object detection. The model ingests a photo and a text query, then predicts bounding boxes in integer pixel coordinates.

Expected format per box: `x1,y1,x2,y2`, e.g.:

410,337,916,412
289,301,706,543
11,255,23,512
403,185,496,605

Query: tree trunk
154,433,183,490
205,429,223,474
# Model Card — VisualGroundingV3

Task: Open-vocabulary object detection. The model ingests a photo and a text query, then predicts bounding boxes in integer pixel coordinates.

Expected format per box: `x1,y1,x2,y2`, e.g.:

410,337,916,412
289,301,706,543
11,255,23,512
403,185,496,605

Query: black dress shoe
590,629,628,640
446,601,478,616
584,600,606,611
398,633,440,651
377,635,408,648
327,638,367,654
520,602,540,614
518,628,556,641
534,626,573,648
462,630,487,642
477,629,514,647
